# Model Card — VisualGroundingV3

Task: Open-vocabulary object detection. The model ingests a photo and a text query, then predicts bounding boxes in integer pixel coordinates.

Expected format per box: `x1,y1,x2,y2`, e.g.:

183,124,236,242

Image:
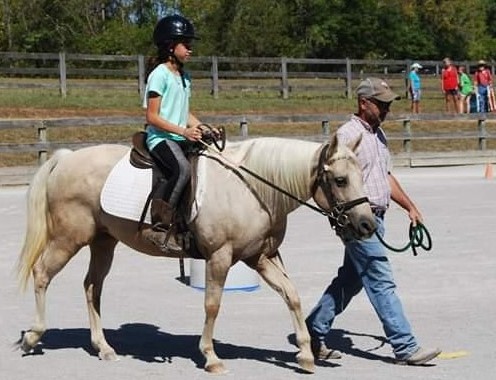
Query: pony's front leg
199,252,231,374
255,252,315,373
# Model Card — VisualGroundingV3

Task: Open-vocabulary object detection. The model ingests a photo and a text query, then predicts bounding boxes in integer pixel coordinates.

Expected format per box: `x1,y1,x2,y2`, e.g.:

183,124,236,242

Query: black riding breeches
149,139,191,207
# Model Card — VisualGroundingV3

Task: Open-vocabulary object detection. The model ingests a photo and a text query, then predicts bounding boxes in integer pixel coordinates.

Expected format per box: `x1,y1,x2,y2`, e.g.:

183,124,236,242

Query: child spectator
458,66,474,113
474,60,493,113
441,58,460,113
408,62,422,113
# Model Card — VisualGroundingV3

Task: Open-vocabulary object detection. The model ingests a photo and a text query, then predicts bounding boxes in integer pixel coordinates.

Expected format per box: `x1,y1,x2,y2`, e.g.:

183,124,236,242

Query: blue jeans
478,85,489,113
306,217,418,359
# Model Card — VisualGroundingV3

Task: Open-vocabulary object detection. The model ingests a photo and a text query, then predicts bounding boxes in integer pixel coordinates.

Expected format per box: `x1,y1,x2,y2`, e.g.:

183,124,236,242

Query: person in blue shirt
141,14,205,252
408,62,422,113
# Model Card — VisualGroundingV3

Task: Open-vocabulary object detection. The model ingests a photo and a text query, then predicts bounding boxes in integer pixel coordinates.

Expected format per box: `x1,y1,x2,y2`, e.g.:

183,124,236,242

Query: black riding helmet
153,14,199,47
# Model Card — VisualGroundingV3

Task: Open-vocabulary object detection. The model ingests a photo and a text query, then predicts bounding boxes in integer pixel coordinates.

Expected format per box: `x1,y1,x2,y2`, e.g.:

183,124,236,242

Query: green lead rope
376,223,433,256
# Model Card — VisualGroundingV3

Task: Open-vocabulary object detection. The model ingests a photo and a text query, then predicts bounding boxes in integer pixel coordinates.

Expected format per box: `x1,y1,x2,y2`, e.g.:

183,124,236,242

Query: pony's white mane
222,137,351,216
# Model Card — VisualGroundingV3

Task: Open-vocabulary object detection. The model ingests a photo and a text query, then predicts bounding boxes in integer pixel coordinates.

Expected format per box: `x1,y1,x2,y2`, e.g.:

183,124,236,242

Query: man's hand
408,207,423,227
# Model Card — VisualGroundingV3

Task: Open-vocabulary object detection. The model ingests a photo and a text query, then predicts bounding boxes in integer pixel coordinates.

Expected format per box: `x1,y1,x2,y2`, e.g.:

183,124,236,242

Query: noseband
312,143,370,231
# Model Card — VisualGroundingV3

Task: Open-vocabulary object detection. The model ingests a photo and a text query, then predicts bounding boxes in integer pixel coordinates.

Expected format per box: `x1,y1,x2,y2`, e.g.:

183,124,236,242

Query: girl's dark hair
145,42,186,87
145,43,174,82
145,56,160,82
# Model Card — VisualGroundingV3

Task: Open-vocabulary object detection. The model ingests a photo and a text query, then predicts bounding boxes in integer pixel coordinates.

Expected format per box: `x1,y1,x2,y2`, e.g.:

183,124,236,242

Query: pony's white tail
17,149,72,291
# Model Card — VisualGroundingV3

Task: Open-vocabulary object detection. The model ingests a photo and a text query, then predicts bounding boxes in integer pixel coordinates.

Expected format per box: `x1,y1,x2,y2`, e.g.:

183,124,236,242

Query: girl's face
173,40,193,63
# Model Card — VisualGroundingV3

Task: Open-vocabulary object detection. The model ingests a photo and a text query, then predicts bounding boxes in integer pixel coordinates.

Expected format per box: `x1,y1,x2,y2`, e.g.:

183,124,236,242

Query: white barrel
189,259,260,291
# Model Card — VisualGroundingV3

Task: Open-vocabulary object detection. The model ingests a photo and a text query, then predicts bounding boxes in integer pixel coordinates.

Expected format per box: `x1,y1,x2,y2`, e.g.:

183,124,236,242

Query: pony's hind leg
250,252,315,373
20,240,79,353
84,234,118,361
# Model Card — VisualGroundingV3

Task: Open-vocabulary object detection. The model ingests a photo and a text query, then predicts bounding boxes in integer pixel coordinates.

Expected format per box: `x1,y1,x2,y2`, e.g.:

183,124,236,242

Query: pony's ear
329,133,339,156
348,134,362,153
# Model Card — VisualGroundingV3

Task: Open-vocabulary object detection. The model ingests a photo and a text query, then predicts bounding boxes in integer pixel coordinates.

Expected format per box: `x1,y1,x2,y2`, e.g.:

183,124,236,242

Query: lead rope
375,222,433,256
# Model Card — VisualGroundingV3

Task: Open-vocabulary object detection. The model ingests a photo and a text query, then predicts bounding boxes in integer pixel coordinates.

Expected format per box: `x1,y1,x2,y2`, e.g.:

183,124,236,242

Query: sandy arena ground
0,164,495,380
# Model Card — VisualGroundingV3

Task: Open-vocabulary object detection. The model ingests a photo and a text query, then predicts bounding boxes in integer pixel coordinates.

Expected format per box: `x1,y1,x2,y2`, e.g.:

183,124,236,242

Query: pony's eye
334,176,348,187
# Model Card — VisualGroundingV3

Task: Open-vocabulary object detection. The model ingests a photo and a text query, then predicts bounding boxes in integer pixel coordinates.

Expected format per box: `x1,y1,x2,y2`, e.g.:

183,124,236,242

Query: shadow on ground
287,329,397,366
19,322,309,373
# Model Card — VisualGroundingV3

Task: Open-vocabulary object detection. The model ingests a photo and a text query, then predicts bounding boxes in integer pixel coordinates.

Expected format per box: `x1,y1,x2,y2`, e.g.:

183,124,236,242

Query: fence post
322,120,330,136
281,57,289,99
403,118,412,153
405,60,411,99
137,54,145,99
211,56,219,99
240,117,248,138
478,118,487,150
58,52,67,98
37,120,48,165
346,58,352,99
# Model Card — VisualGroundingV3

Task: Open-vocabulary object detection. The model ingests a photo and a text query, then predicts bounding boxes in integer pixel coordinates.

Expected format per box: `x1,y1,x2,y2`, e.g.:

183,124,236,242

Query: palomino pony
17,134,375,374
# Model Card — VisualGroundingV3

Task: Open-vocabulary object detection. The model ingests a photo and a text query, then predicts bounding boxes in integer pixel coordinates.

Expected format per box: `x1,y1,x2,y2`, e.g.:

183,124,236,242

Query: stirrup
143,225,182,253
151,223,170,233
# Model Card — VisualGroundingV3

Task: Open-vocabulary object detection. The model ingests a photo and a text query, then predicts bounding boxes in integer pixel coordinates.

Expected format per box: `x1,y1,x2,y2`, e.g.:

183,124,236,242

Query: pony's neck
241,138,320,216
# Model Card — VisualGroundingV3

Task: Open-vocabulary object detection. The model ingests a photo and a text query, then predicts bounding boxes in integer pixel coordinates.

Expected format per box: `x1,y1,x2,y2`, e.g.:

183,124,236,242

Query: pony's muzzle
356,215,377,239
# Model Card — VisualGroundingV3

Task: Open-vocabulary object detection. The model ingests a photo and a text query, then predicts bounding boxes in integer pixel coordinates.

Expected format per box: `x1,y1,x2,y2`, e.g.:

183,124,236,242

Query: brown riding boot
141,199,182,253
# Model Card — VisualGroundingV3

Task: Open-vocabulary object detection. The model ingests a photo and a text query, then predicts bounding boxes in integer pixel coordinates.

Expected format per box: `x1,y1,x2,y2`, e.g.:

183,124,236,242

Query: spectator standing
408,62,422,113
441,58,459,113
458,66,474,113
474,60,493,113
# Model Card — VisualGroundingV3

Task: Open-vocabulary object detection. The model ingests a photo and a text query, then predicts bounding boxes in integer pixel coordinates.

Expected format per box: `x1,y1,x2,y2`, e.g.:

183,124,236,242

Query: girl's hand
183,125,202,141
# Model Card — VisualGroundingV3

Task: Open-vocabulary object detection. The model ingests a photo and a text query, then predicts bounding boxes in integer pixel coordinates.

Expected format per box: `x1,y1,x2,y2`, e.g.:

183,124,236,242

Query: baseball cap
356,77,401,103
411,62,422,69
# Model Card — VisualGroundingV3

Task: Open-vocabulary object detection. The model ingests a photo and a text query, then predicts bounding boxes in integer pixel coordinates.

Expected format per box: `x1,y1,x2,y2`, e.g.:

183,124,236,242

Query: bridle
311,143,370,232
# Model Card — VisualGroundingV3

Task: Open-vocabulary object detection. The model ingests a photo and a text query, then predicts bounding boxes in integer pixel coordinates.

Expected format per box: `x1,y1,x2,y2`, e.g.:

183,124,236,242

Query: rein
198,139,369,222
376,222,432,256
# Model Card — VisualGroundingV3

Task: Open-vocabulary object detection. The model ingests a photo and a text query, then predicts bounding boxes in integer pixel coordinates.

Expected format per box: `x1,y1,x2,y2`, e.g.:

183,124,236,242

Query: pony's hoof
20,341,36,354
98,349,119,361
19,330,41,353
205,361,228,374
297,353,315,374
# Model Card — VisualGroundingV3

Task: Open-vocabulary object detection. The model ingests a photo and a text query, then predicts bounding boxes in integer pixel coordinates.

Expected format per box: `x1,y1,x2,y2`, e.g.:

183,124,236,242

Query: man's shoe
396,347,441,365
311,339,342,361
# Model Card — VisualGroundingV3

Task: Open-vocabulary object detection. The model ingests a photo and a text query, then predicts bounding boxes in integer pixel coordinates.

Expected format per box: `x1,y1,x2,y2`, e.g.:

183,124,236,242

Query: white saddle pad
101,150,206,224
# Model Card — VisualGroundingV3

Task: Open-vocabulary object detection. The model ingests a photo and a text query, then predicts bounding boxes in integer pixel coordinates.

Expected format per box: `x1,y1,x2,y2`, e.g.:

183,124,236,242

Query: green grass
0,76,448,114
0,77,493,167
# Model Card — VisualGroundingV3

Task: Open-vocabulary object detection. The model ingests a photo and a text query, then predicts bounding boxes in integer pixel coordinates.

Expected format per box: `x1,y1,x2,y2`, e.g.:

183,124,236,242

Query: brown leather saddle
130,131,155,169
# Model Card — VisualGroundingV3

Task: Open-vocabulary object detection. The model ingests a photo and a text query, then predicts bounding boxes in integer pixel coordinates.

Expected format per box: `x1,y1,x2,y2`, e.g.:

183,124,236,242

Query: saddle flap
130,131,154,169
101,150,208,225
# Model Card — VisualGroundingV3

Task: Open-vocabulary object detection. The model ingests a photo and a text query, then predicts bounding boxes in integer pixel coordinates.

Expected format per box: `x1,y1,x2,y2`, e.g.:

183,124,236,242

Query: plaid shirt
337,114,391,210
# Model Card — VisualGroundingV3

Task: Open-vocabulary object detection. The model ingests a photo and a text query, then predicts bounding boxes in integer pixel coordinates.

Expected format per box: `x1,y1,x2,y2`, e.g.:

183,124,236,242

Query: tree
221,0,295,57
415,0,492,60
0,0,495,61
